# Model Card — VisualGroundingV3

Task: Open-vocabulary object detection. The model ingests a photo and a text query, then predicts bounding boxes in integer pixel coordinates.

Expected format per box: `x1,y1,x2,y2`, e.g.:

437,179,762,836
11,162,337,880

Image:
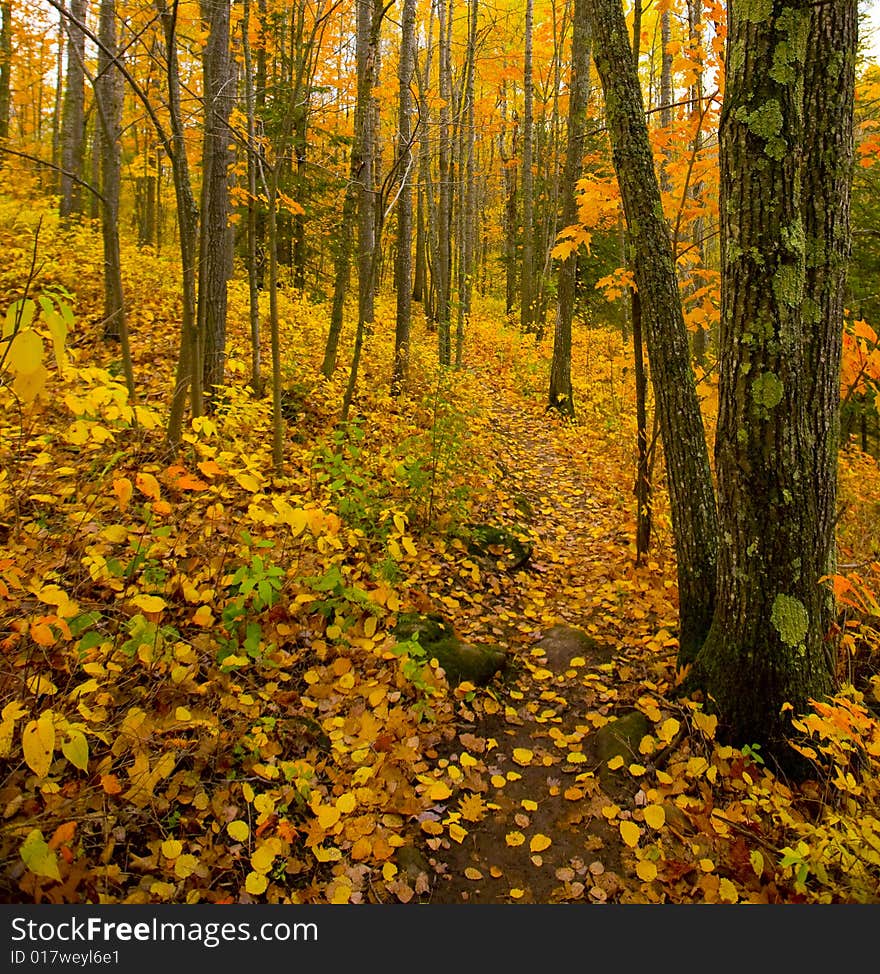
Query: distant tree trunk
436,0,453,364
587,0,717,661
0,2,13,143
198,0,234,406
548,0,591,417
392,0,416,395
95,0,135,411
630,0,652,563
455,0,476,367
694,0,856,763
241,0,263,397
160,0,203,443
520,0,536,336
341,0,382,420
687,0,707,365
499,83,518,317
95,0,124,341
52,7,65,191
415,21,438,323
321,157,358,378
60,0,86,218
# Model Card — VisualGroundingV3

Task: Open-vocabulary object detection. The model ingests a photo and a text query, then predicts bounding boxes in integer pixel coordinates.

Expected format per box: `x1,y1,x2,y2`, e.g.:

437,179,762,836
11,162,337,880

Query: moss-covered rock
593,710,651,793
392,612,507,685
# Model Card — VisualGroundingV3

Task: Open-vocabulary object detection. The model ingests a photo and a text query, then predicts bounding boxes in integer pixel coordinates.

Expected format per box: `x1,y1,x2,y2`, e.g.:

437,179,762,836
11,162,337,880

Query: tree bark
60,0,86,218
693,0,854,763
0,2,12,143
392,0,417,395
520,0,536,335
198,0,234,405
549,0,591,417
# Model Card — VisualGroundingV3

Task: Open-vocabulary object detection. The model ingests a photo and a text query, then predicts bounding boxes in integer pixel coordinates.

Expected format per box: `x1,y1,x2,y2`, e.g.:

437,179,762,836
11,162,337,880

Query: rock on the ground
392,612,507,685
593,710,651,793
534,623,611,674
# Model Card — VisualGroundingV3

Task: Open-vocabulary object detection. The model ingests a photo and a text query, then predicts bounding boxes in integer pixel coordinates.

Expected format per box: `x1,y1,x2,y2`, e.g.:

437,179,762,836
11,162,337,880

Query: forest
0,0,879,907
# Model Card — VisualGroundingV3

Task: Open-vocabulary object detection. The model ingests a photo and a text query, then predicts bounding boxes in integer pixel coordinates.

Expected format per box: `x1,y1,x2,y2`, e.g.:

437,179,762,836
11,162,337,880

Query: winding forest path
406,363,684,904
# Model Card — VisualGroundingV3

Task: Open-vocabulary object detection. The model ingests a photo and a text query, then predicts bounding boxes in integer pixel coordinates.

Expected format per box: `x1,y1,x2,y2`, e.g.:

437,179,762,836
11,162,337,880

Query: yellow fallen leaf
512,748,533,766
131,594,166,614
530,834,551,853
718,877,739,903
464,867,483,881
643,804,666,829
448,823,468,844
245,871,268,895
505,831,525,847
227,821,249,843
619,820,641,848
428,781,452,801
636,859,658,882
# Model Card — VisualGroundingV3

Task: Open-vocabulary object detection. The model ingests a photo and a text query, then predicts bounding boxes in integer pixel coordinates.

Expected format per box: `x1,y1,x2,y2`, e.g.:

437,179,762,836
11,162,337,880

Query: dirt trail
412,390,661,904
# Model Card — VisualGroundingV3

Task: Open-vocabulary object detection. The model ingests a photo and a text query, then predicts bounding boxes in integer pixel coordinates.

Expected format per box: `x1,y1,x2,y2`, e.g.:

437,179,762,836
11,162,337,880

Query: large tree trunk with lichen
693,0,854,765
586,0,718,662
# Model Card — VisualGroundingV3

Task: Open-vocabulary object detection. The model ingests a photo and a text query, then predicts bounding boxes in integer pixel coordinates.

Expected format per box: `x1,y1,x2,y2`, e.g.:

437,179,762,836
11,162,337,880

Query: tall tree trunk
687,0,707,365
0,2,13,143
95,1,123,340
499,82,518,317
436,0,453,364
693,0,855,765
341,0,382,419
520,0,536,335
392,0,417,395
549,0,591,417
198,0,234,406
802,0,856,641
60,0,86,218
587,0,717,662
241,0,263,397
95,0,135,411
455,0,477,367
160,0,203,443
52,6,65,191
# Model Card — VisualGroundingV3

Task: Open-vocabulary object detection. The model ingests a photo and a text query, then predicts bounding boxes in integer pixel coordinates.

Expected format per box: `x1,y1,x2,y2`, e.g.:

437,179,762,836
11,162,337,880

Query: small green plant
391,634,441,722
302,564,382,633
741,742,765,766
312,419,383,532
218,535,284,664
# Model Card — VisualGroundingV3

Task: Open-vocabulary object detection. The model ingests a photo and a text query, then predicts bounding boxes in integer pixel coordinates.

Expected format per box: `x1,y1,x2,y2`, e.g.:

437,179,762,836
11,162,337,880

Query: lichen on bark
770,594,809,648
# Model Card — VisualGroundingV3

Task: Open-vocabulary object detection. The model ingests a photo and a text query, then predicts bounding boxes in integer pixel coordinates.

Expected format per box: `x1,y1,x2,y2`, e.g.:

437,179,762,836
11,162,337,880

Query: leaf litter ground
1,216,878,904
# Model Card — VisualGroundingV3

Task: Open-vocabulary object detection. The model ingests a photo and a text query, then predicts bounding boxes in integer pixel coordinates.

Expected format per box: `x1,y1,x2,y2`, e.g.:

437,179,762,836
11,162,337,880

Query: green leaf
61,730,89,772
20,829,61,880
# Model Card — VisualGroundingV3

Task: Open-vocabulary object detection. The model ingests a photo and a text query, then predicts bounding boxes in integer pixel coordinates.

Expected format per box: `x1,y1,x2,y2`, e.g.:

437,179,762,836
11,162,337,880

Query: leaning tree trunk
693,0,854,763
548,0,591,417
586,0,718,662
